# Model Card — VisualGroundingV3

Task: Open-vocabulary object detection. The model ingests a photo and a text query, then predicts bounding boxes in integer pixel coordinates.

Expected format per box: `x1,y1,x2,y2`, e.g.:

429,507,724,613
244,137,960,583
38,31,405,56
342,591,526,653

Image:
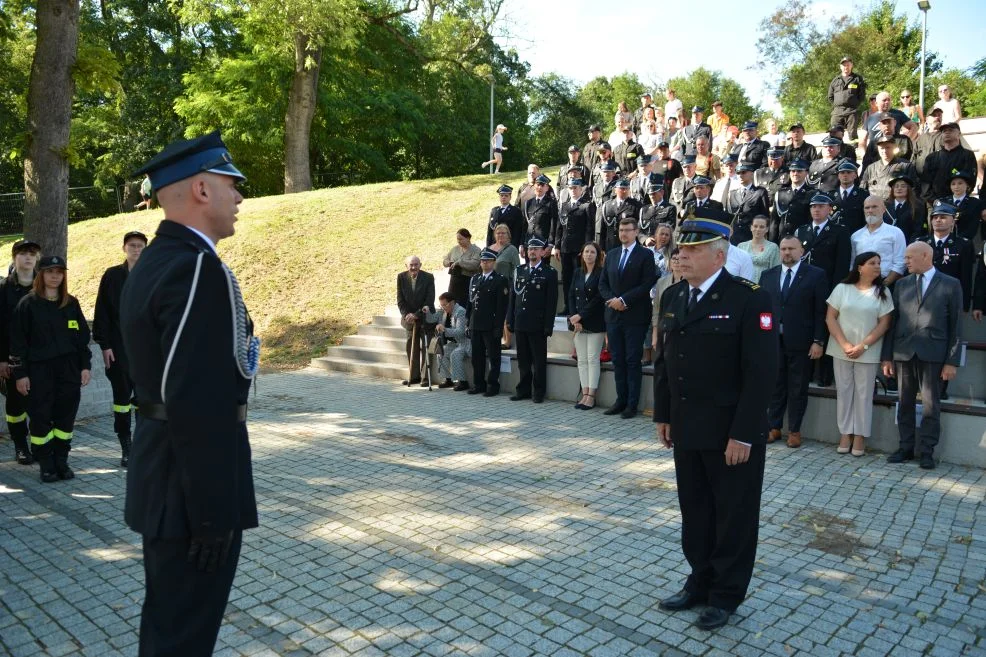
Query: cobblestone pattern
1,368,985,657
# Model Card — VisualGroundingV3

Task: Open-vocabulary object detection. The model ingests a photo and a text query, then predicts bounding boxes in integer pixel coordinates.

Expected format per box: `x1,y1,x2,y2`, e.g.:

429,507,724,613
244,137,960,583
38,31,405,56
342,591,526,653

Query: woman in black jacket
11,256,92,482
884,174,925,241
568,242,606,410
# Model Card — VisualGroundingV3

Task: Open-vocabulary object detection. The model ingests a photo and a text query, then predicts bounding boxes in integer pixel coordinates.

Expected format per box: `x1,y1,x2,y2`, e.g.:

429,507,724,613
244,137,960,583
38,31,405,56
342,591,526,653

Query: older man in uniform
122,131,259,656
508,238,558,403
599,178,641,251
467,249,510,396
808,136,846,194
671,155,698,211
653,218,777,630
828,56,867,143
639,176,676,241
755,148,789,200
771,159,815,241
487,184,526,249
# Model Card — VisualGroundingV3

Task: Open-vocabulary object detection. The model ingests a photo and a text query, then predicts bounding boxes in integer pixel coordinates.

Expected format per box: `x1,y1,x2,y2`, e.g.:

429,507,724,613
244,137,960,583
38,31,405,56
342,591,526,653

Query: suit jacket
652,270,778,448
508,263,558,335
568,268,606,333
760,263,830,352
832,186,867,234
794,220,851,288
727,185,770,245
487,204,526,249
881,269,962,366
397,270,435,317
525,195,559,246
923,234,974,311
599,243,658,326
467,271,509,332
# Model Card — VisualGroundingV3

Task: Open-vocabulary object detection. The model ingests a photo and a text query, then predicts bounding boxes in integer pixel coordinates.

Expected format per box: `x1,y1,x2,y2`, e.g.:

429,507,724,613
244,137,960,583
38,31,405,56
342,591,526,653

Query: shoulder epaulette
731,276,760,290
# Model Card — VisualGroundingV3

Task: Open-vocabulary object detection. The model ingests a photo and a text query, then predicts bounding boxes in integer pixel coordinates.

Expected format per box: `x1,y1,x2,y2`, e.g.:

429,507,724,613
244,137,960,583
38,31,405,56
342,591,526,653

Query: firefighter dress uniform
507,238,558,402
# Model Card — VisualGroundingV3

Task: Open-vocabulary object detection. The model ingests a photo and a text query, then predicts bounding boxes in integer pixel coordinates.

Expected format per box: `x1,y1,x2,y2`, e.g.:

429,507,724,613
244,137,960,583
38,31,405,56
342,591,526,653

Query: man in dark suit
122,131,259,656
678,176,725,221
882,242,963,469
726,163,770,244
396,256,436,386
831,160,867,233
599,217,658,418
761,237,829,448
508,238,558,403
524,174,559,250
486,184,525,249
653,218,777,630
795,193,851,386
770,159,815,241
551,178,596,315
467,249,510,396
598,178,641,251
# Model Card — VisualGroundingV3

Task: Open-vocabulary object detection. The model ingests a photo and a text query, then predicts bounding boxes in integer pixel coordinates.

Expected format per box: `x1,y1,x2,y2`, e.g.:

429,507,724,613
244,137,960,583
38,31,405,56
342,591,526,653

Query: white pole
919,8,927,121
489,79,495,174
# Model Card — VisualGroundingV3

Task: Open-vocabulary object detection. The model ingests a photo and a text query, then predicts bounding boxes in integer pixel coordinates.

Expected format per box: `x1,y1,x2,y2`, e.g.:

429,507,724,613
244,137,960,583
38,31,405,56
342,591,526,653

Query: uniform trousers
4,383,29,447
106,359,135,437
573,331,605,389
768,339,812,432
139,531,242,657
437,339,471,382
514,331,547,398
674,444,766,611
559,252,579,313
26,355,81,449
832,359,879,436
470,330,501,390
896,356,944,455
607,323,647,409
831,107,859,142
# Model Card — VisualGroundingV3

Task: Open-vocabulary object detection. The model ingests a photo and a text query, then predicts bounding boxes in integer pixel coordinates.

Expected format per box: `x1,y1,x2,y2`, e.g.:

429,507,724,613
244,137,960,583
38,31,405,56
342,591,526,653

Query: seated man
434,292,472,390
396,256,435,386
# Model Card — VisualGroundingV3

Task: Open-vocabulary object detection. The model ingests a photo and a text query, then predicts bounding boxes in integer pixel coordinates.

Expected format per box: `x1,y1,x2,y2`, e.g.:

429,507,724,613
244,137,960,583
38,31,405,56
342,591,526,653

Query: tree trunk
283,32,321,194
23,0,80,258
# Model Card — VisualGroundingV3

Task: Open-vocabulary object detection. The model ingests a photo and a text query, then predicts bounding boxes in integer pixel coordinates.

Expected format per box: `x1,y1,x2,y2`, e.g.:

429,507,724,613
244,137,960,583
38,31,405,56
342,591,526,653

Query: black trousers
515,330,547,398
106,359,135,437
768,342,812,432
830,107,859,141
139,531,243,657
674,444,766,611
470,329,502,390
26,355,81,444
812,354,834,386
896,356,944,455
559,252,579,313
607,323,647,409
4,382,29,445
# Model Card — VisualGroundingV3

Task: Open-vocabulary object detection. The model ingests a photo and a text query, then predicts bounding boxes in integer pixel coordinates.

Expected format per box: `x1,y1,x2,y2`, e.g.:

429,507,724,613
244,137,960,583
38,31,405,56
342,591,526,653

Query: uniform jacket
784,141,818,164
397,270,436,317
923,234,974,311
681,122,712,151
0,274,32,361
599,243,658,326
552,191,596,254
731,139,769,170
638,202,676,238
582,139,603,172
652,270,778,448
525,195,559,246
949,195,985,242
831,185,867,234
670,175,696,210
828,72,866,109
10,294,92,380
487,204,526,249
760,263,829,352
613,141,644,175
860,159,917,201
727,184,770,245
568,267,606,333
920,145,977,202
652,157,683,197
913,130,943,177
120,221,257,538
881,270,962,366
598,197,642,251
885,198,925,242
556,162,591,190
807,157,845,193
794,220,852,288
754,166,790,198
92,261,131,357
771,183,815,241
679,197,726,221
467,271,509,332
508,262,558,335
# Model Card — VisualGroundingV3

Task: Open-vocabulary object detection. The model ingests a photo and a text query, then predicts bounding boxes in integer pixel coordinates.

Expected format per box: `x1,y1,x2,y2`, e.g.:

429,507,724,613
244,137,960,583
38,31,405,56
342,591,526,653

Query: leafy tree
526,73,594,167
577,73,646,132
665,68,760,126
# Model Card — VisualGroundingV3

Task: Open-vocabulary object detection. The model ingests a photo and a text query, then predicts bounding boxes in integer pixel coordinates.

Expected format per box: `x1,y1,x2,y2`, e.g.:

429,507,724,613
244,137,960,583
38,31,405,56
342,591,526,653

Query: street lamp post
489,77,495,174
917,1,930,117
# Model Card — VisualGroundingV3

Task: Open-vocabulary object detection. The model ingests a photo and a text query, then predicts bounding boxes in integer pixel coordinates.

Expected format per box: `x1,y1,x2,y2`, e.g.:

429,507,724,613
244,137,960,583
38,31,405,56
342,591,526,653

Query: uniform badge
759,313,773,330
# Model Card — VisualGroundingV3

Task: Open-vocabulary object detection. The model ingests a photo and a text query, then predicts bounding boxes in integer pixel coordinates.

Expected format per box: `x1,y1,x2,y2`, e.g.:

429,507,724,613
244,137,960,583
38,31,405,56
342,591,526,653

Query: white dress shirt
918,266,936,297
850,222,906,276
725,244,755,281
186,225,218,256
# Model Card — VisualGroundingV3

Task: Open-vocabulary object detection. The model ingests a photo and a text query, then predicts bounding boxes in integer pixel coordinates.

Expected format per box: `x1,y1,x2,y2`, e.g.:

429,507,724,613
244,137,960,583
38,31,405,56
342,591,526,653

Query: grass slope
9,170,546,369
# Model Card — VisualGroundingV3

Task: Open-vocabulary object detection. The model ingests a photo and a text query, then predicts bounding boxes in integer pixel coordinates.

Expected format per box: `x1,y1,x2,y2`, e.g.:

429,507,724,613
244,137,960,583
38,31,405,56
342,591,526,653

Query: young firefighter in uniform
93,230,147,466
11,255,92,482
0,239,41,465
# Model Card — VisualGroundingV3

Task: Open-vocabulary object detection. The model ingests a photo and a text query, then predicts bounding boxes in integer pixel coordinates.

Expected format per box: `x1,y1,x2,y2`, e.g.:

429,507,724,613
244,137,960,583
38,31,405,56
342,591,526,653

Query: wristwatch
862,343,870,350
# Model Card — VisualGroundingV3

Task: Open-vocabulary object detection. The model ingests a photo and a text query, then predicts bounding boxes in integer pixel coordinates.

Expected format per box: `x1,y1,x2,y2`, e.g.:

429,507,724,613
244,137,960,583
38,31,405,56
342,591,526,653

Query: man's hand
187,530,235,573
15,377,29,395
434,324,445,333
404,313,416,324
942,364,957,381
102,349,115,369
808,343,823,360
552,247,560,258
724,439,751,466
0,361,9,379
655,422,672,448
81,370,91,387
973,310,983,322
882,361,895,377
606,298,627,311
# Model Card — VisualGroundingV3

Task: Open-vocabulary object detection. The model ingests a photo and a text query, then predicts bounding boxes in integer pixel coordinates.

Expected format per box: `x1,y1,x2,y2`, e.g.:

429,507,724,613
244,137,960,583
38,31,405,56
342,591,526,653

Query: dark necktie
687,287,700,312
782,268,793,300
619,248,630,273
917,273,924,305
843,190,848,200
813,225,821,239
937,239,943,249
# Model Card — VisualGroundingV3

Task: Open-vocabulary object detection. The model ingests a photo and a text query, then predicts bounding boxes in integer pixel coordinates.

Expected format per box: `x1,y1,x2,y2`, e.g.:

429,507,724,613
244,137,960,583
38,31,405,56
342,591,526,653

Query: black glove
187,530,235,573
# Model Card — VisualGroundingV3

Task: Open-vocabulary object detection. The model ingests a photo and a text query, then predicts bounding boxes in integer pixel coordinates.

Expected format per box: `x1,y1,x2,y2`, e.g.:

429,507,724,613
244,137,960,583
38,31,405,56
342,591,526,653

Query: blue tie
781,268,793,300
619,248,629,273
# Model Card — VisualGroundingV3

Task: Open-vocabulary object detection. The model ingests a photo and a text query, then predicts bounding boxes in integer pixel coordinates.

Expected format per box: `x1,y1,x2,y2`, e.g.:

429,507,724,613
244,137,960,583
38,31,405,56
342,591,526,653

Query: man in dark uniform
829,125,858,162
832,160,867,233
524,174,558,251
653,218,777,630
508,238,558,403
583,125,604,172
0,239,40,465
827,56,866,143
924,202,975,313
630,155,654,202
639,176,676,241
552,178,596,314
681,106,713,154
557,145,590,190
920,122,978,203
121,131,259,656
467,249,510,396
93,230,147,467
679,176,725,222
731,121,768,170
770,160,815,241
754,148,789,199
487,184,526,249
591,142,621,186
860,136,917,201
614,127,644,178
808,137,846,193
670,155,698,211
652,142,683,198
727,163,770,245
784,123,818,164
599,178,641,251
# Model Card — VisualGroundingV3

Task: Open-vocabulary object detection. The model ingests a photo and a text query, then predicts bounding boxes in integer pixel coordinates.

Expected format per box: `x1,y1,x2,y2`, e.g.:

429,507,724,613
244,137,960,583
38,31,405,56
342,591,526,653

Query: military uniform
754,165,789,199
552,187,596,313
467,266,509,395
0,248,37,464
556,161,590,190
582,132,603,171
726,183,770,245
524,193,559,248
599,195,641,251
731,138,769,170
860,159,917,201
487,203,526,250
807,157,845,194
924,233,975,311
794,218,852,289
670,175,696,212
861,134,913,171
831,185,867,234
827,71,866,139
771,183,815,241
639,201,676,240
507,254,558,402
784,141,818,165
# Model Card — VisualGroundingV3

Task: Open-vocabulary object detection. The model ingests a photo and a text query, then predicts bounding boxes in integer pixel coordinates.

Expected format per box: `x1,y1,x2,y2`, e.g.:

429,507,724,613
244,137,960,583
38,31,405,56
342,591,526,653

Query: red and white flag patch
759,313,773,330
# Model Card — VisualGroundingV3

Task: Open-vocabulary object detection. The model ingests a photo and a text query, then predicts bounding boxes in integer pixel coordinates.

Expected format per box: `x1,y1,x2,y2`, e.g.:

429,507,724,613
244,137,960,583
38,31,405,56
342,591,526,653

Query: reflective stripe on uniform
112,404,132,413
30,431,54,446
52,429,73,441
5,413,27,424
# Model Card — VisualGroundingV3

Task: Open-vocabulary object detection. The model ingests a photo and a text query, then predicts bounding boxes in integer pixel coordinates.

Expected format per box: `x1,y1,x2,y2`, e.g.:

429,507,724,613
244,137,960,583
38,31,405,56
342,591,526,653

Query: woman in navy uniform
93,230,147,466
121,131,259,656
11,255,92,482
652,218,777,630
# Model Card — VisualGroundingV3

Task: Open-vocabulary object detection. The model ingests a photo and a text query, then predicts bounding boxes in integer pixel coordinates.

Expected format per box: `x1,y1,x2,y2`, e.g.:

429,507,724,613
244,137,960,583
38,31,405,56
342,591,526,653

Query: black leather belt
139,403,248,422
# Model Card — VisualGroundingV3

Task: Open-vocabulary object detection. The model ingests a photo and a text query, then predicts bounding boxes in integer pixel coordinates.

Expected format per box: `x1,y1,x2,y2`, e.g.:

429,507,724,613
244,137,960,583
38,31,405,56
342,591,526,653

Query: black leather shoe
887,449,915,464
658,589,707,611
603,404,626,416
695,607,731,630
532,396,544,404
402,378,421,386
40,471,59,483
57,466,74,481
453,382,470,391
919,453,936,469
15,449,34,465
620,408,637,419
467,387,486,395
482,388,499,397
510,393,531,401
438,379,455,389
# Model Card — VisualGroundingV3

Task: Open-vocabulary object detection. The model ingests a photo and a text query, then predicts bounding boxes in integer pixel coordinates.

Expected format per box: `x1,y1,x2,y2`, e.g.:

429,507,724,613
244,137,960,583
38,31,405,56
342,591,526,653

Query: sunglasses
901,95,911,99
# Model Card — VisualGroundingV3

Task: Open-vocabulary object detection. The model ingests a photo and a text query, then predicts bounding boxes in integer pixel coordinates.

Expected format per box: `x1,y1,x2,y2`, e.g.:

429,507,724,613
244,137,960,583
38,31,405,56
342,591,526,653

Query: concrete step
373,315,403,327
327,345,412,366
310,356,408,380
341,334,407,351
356,324,407,339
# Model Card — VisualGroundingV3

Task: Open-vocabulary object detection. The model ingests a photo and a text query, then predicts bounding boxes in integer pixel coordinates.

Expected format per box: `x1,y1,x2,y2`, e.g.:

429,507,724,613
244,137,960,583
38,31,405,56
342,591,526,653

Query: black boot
35,443,59,483
11,434,34,465
118,434,131,467
53,440,74,480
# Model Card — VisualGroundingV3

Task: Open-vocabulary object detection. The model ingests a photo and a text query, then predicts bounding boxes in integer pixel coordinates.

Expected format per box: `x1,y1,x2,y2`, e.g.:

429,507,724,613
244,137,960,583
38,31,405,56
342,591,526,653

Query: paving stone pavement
1,367,985,657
